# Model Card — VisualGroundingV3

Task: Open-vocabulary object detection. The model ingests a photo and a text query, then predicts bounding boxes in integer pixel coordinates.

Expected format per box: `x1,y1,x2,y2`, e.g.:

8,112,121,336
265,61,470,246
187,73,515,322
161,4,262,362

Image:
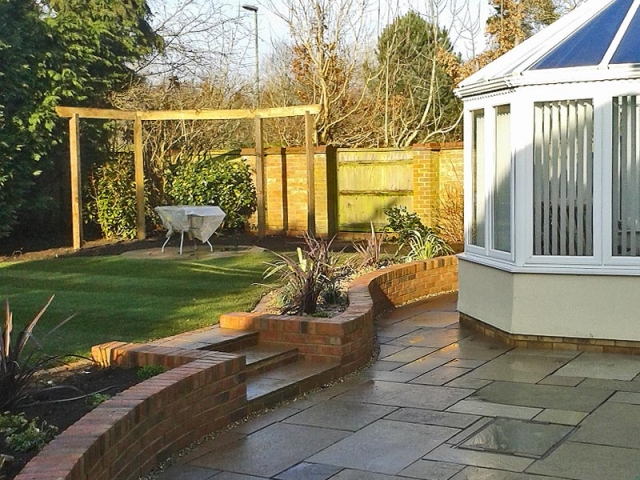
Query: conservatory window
533,100,593,256
493,105,511,253
471,110,485,247
612,96,640,256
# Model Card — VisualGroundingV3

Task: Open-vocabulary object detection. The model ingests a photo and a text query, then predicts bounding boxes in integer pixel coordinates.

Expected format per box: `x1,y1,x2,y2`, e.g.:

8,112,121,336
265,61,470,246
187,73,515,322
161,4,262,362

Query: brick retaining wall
16,256,458,480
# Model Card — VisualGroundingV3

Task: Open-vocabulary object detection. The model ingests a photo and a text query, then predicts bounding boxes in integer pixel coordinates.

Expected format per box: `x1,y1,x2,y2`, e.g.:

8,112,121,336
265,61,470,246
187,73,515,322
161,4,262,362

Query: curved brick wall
16,256,458,480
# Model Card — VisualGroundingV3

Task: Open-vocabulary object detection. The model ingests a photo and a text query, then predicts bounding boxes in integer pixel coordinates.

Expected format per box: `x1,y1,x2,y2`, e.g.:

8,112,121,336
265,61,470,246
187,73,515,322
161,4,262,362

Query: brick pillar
412,144,440,227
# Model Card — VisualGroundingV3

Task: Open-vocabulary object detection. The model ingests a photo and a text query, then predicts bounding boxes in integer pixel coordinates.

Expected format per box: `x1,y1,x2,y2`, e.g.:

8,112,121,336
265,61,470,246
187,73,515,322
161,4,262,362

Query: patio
156,292,640,480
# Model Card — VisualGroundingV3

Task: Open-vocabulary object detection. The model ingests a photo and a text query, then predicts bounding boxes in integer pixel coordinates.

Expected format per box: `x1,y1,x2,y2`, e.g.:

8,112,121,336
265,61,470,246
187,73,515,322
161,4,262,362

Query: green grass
0,252,275,357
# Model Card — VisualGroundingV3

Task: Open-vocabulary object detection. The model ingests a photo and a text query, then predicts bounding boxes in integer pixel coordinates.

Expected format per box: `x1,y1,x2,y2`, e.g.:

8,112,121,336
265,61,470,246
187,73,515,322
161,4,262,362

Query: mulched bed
1,365,141,480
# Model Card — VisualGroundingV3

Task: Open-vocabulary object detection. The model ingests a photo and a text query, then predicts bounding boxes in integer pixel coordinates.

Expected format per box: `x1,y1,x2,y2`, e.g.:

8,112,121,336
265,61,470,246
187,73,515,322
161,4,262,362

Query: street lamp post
242,4,259,107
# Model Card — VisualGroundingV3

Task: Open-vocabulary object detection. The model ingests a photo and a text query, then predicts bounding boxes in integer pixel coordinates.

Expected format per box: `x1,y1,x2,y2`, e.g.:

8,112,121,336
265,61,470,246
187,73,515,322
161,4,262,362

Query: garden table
154,206,226,254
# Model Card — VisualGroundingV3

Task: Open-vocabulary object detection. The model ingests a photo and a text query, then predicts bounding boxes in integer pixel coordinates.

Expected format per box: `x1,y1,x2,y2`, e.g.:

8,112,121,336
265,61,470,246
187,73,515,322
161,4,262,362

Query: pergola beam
55,105,321,121
56,104,321,249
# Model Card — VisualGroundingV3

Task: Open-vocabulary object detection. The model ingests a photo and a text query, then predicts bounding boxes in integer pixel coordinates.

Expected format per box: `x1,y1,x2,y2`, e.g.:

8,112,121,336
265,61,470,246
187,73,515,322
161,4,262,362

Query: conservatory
456,0,640,343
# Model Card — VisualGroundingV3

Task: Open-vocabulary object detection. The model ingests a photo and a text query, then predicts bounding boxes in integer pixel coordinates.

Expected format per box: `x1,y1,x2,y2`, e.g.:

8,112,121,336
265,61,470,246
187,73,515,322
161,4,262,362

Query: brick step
147,326,259,352
246,360,341,413
234,344,300,377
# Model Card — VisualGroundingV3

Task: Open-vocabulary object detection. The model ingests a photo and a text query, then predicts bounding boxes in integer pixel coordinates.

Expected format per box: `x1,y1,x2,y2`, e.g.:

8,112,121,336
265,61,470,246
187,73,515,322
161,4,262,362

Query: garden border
15,255,458,480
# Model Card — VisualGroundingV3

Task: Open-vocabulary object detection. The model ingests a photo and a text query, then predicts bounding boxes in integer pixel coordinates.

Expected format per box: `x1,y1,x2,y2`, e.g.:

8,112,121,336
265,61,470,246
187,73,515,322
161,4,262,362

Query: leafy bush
405,230,453,261
264,234,338,315
86,154,144,240
384,205,432,248
0,412,57,452
137,364,167,380
0,296,75,411
168,152,257,231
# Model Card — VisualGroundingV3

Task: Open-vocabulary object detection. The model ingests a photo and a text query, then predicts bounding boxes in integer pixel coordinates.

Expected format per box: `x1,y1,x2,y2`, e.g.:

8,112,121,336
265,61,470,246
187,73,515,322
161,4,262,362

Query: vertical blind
471,110,485,247
493,105,511,253
613,95,640,257
533,100,594,256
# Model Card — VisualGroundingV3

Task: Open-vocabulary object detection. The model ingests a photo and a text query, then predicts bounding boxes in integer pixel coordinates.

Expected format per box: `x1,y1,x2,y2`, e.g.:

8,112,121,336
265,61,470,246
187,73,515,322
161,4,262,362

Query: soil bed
1,365,141,480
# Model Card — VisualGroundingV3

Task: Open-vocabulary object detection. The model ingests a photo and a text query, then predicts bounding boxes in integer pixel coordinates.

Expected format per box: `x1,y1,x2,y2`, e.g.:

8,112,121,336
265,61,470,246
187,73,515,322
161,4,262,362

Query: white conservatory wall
458,258,640,342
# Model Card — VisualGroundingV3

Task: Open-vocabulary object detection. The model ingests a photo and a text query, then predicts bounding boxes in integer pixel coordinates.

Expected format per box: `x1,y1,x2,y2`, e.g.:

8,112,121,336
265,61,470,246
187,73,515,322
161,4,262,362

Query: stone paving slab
385,407,481,429
191,423,348,477
571,401,640,449
468,353,574,384
282,400,397,431
450,467,567,480
553,352,640,381
382,346,439,363
273,462,342,480
411,366,472,385
308,419,458,474
526,442,640,480
532,409,588,425
156,465,220,480
471,381,613,412
446,400,542,419
334,380,474,410
398,459,464,479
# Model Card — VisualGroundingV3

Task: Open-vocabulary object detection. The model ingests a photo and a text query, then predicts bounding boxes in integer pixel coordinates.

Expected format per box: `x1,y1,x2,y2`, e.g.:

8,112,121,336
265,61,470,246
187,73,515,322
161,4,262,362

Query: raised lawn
0,251,275,357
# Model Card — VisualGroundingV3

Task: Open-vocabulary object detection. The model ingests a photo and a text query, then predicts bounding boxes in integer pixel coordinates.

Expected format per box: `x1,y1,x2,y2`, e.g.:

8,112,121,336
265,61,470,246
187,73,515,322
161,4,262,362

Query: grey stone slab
371,361,406,371
378,336,395,344
424,444,535,472
156,465,220,480
504,348,580,359
472,381,612,412
389,328,468,349
397,356,452,374
577,377,640,392
537,375,584,387
399,459,464,479
191,423,348,477
404,311,461,328
412,367,471,386
450,466,567,480
469,353,573,384
554,352,640,381
446,359,488,369
447,400,542,420
378,344,407,359
179,432,246,463
526,442,640,480
363,369,422,383
383,346,439,363
430,339,511,361
335,380,474,410
211,474,267,480
378,322,423,339
328,470,406,480
572,401,640,449
274,462,342,480
461,418,572,458
533,409,588,426
445,376,493,390
283,400,396,431
386,407,481,429
234,408,300,434
308,419,457,475
610,391,640,404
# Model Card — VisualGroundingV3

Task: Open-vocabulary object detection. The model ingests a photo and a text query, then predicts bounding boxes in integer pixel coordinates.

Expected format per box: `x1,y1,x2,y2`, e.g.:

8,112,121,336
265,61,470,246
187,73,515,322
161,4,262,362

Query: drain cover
460,418,572,458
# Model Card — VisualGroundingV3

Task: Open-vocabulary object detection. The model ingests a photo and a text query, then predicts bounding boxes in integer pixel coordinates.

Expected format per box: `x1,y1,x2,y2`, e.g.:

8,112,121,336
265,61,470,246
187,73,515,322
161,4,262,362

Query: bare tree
261,0,380,145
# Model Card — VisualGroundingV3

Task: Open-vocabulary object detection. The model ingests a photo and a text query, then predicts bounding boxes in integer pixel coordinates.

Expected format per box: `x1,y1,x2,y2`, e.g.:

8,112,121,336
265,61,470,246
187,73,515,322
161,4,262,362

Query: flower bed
15,256,458,480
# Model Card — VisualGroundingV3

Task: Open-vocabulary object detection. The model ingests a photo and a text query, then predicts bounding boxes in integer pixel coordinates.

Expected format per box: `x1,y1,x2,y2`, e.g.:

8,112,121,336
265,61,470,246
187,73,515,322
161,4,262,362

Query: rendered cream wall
458,258,640,342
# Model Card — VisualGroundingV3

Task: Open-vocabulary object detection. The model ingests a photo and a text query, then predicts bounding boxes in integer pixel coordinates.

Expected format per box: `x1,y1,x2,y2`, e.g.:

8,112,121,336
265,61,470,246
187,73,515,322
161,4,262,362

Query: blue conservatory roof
457,0,640,98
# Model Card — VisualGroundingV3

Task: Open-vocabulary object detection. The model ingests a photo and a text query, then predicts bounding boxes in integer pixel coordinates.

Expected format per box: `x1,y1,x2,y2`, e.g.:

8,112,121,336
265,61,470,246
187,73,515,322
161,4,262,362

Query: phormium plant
352,221,386,269
263,234,338,315
0,296,76,411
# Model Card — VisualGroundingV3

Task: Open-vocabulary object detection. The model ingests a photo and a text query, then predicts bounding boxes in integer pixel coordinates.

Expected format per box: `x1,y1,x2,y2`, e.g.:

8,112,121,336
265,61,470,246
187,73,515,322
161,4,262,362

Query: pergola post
69,113,83,250
134,114,146,240
254,116,266,238
305,110,316,237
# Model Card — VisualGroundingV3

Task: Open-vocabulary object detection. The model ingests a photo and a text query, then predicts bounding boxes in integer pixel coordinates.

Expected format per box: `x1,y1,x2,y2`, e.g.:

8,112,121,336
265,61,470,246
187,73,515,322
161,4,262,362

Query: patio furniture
155,206,226,254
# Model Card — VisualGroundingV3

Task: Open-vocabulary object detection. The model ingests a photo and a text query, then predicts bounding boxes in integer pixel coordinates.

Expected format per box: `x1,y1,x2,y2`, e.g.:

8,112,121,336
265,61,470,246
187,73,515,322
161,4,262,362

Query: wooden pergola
55,104,321,250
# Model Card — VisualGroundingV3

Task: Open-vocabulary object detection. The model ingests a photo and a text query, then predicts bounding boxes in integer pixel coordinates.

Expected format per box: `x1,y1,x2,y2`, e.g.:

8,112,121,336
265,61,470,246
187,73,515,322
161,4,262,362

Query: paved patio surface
157,293,640,480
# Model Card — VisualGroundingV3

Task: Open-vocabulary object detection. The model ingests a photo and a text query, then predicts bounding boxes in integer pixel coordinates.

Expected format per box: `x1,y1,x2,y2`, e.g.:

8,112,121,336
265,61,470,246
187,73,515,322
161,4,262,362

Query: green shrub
0,412,57,452
86,154,137,239
86,393,111,407
405,230,453,261
137,364,168,380
167,153,257,231
384,206,432,247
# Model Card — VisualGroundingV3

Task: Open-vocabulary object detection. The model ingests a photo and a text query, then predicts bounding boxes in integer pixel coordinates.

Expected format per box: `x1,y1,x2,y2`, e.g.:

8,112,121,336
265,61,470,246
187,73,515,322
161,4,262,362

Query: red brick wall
18,256,459,480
